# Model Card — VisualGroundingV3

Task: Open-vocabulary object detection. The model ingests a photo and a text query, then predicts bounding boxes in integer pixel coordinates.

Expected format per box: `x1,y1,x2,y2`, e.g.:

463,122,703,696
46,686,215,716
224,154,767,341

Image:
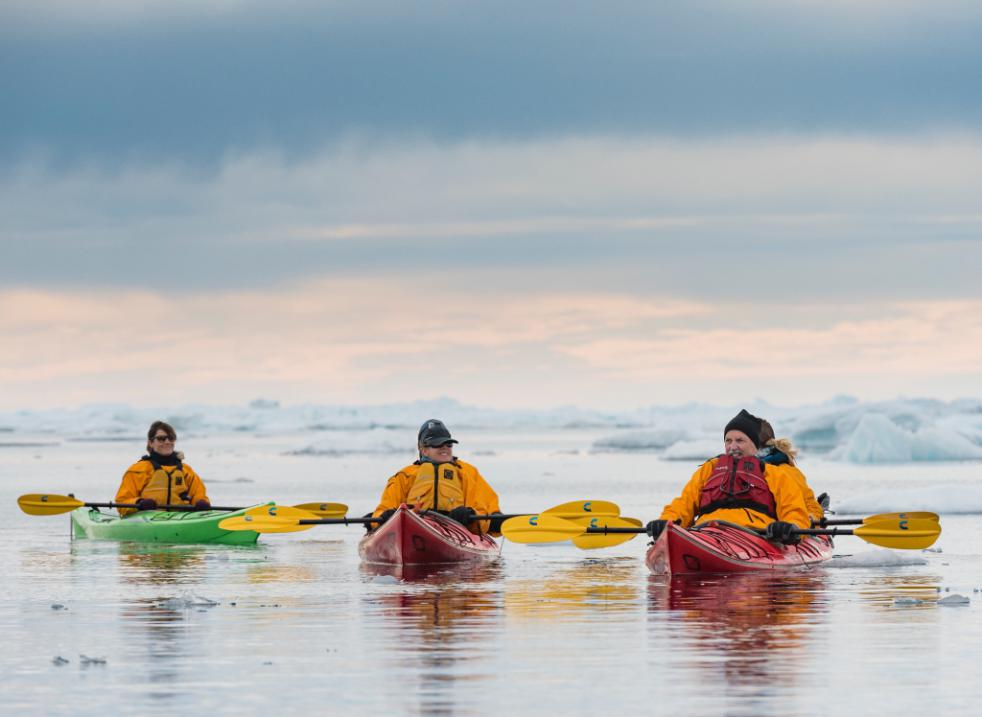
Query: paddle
218,500,622,534
501,514,942,550
817,511,940,527
17,493,348,519
569,516,643,549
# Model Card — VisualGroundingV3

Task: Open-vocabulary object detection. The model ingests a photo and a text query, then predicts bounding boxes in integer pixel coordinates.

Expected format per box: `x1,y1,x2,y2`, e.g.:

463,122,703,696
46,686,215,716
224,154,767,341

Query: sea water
1,429,980,716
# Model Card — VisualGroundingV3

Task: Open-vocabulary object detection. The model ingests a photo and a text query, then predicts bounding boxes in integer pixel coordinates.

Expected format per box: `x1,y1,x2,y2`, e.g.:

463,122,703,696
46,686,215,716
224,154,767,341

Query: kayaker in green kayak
648,410,811,545
114,421,211,516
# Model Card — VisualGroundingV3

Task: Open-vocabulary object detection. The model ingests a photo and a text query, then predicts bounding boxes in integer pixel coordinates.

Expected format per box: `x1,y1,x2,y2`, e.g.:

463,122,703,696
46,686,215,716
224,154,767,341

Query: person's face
420,442,454,462
151,432,176,456
724,430,756,457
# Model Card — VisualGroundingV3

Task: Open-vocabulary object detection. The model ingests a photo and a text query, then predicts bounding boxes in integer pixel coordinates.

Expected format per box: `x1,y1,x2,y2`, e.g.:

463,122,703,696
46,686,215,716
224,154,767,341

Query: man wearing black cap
645,409,810,545
370,419,502,534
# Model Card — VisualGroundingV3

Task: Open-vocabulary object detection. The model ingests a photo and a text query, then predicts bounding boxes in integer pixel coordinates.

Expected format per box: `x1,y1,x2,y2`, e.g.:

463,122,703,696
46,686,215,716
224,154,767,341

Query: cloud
3,134,982,303
2,282,981,410
4,1,982,165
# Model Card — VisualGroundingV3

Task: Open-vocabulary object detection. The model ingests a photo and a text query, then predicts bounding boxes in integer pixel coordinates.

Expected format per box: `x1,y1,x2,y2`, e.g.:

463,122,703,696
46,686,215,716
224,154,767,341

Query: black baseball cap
417,419,458,447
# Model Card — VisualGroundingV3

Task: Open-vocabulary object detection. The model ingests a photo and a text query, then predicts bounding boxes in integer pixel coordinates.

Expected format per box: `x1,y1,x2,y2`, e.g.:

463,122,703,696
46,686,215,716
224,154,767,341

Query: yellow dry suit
115,455,209,516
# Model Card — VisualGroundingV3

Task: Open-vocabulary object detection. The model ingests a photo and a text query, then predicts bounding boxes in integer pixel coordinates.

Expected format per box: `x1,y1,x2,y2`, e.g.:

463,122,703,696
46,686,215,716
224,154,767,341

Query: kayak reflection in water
369,419,504,535
647,572,827,687
757,417,826,526
648,410,810,545
114,420,211,516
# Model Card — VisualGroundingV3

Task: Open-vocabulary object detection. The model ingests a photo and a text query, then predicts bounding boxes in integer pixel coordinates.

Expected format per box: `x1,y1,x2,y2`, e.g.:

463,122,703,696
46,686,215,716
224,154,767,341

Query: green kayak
70,505,266,545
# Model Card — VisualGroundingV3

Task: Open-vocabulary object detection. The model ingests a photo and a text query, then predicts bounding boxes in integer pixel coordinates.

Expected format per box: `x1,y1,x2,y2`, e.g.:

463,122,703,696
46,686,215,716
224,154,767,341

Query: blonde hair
765,437,798,465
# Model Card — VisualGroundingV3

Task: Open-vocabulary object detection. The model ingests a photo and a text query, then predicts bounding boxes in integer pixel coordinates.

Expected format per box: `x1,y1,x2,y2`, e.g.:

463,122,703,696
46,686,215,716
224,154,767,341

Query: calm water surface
2,432,980,715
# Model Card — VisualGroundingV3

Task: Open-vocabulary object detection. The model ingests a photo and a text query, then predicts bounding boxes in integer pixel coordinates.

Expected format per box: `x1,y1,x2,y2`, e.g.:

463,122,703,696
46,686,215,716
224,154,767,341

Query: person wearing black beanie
644,410,811,545
723,409,763,451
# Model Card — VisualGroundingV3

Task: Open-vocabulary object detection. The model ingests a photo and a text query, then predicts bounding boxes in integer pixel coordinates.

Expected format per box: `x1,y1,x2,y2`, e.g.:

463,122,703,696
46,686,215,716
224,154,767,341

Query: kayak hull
645,520,833,576
70,505,263,545
358,505,500,566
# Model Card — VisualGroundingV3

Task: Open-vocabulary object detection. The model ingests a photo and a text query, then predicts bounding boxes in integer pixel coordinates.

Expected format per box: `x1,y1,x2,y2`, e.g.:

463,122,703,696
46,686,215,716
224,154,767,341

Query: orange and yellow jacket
115,457,209,517
372,459,501,535
771,463,824,524
659,456,811,530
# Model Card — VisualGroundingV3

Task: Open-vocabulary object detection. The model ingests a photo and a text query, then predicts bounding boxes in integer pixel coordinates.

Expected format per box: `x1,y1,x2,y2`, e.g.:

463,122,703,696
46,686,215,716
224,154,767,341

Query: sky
2,0,982,410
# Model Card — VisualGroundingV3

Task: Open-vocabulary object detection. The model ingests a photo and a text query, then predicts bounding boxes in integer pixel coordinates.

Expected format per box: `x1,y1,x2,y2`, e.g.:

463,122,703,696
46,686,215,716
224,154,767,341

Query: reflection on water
362,562,503,716
504,558,640,620
855,573,943,611
648,572,830,711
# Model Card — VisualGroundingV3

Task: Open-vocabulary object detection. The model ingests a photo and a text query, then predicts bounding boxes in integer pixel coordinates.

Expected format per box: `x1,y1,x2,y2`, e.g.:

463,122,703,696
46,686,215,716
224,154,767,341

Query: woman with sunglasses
114,420,211,515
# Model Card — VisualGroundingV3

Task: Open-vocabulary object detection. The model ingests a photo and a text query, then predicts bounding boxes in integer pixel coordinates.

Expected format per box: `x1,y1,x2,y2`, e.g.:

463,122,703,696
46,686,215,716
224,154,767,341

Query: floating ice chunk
79,654,107,665
50,604,67,610
592,428,688,452
662,439,719,461
836,482,982,515
367,575,400,585
894,597,926,605
838,413,912,463
52,656,69,666
827,550,927,568
155,593,220,609
938,594,971,606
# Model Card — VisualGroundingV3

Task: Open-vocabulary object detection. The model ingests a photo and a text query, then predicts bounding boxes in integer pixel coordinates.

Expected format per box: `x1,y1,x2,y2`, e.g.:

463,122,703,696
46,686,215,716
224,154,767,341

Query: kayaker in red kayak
114,421,211,516
757,418,825,525
370,419,503,535
648,410,810,545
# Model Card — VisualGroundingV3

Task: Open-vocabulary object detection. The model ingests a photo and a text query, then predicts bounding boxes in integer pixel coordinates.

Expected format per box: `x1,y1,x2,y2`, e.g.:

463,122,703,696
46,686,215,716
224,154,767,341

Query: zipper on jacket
433,463,440,511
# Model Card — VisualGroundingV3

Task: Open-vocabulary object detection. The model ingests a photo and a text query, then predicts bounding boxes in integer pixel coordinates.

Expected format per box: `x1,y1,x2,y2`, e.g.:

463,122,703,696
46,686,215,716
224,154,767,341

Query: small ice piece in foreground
938,594,971,606
156,593,220,609
894,597,925,606
80,654,107,665
924,547,942,553
52,656,69,666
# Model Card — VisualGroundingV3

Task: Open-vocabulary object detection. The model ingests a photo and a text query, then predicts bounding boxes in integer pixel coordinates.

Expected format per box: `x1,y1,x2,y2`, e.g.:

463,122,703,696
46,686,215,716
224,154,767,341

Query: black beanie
724,409,762,448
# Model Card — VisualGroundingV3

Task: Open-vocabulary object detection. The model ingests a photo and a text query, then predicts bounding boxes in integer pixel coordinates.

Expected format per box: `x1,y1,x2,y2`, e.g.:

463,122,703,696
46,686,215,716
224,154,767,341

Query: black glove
194,500,211,510
765,520,801,545
646,519,669,539
135,498,158,511
488,512,506,533
377,509,396,525
448,506,477,525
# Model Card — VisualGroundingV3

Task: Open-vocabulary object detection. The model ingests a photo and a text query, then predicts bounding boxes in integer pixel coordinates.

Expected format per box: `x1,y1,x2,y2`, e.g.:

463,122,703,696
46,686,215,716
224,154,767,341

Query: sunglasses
153,435,176,443
426,442,454,448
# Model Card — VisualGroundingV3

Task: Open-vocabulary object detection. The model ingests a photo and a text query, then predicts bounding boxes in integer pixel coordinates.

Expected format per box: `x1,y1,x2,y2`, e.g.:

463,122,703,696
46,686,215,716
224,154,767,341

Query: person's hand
448,506,477,525
646,519,669,539
488,512,505,533
765,520,801,545
194,500,211,510
135,498,158,511
376,509,397,525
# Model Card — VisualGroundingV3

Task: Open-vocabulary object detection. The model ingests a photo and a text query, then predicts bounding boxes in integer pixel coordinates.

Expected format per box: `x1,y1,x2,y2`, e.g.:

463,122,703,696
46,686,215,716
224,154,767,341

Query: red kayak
358,504,500,566
645,520,833,576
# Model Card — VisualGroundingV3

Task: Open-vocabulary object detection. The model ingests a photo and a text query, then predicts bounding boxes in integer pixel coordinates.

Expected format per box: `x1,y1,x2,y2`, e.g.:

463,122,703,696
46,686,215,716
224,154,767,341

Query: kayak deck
645,520,833,575
71,505,264,545
358,505,500,566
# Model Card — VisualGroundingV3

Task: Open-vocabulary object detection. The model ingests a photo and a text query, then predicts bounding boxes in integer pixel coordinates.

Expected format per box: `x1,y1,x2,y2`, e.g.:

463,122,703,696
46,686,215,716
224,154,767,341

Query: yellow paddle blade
242,504,322,520
218,513,316,533
865,511,939,524
501,514,586,544
570,516,643,549
852,522,941,550
17,493,84,516
292,502,348,519
859,516,941,533
543,500,620,519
